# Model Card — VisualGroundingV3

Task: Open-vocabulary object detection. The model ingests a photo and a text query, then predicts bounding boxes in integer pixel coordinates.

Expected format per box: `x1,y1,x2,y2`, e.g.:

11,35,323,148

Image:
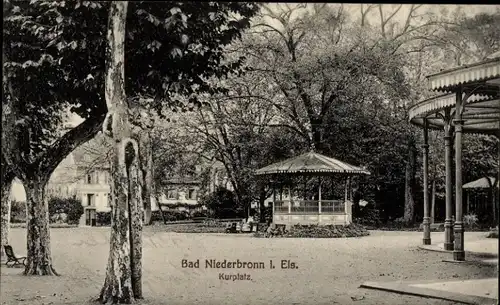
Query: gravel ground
1,228,496,305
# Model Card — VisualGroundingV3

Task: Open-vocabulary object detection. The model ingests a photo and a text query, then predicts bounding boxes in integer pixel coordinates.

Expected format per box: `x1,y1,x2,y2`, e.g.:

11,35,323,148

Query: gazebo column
318,177,322,214
453,90,465,261
497,135,500,228
444,117,454,250
272,178,276,224
344,176,349,202
422,119,431,245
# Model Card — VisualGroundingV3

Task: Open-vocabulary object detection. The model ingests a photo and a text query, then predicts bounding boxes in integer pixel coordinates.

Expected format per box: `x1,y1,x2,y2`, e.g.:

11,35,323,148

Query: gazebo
254,151,370,226
409,53,500,261
463,177,499,221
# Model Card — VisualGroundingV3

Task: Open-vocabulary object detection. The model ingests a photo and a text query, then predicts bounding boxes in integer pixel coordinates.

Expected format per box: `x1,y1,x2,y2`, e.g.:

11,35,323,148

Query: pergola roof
409,94,500,135
409,53,500,136
427,56,500,94
254,151,370,176
463,177,498,189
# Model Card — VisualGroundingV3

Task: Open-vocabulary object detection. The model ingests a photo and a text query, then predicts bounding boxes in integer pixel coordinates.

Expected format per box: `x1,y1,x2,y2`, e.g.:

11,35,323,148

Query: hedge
254,223,370,238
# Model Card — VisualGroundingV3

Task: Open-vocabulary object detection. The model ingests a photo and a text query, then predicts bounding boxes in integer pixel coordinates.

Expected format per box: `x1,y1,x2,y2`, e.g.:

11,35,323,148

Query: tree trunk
99,2,143,303
128,144,143,298
431,180,436,224
139,131,153,225
23,176,58,275
259,190,267,223
1,172,14,260
99,158,134,303
403,139,417,224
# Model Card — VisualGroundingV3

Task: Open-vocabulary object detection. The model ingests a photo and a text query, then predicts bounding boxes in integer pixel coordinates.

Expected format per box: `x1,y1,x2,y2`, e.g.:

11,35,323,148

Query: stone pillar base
444,242,454,251
453,250,465,261
453,222,465,261
422,217,431,246
444,219,454,250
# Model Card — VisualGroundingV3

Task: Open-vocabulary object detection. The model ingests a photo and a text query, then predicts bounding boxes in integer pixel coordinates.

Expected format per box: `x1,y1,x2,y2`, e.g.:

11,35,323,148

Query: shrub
48,197,84,225
162,210,190,222
192,211,208,218
254,223,370,238
96,211,112,226
463,214,479,229
151,210,163,223
355,208,382,227
199,187,244,219
10,200,26,223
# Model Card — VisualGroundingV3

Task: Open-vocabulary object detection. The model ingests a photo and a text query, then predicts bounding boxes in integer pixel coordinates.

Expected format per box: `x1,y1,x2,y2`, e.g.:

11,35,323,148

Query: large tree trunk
23,175,58,275
100,156,134,303
0,171,14,260
99,2,143,303
128,144,143,298
403,139,417,224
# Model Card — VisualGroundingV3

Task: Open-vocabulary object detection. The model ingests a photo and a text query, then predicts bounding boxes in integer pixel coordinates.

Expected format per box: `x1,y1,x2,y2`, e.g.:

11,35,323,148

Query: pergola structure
255,151,370,226
409,53,500,261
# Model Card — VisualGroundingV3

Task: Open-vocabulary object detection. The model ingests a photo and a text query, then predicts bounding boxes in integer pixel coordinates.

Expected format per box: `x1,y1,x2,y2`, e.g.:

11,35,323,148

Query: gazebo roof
463,177,498,189
254,151,370,176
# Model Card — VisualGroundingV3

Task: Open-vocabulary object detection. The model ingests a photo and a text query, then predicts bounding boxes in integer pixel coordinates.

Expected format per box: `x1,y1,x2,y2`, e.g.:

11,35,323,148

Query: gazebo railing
321,200,345,213
274,200,345,214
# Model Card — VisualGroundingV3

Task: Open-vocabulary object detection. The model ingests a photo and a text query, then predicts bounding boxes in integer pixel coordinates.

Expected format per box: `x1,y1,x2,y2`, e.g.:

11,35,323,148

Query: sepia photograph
1,2,499,305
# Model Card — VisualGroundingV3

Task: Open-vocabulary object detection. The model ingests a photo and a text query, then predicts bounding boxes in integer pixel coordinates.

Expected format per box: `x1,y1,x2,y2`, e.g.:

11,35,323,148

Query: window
86,174,92,184
95,172,100,184
167,189,177,199
107,193,112,207
87,194,95,206
188,189,196,200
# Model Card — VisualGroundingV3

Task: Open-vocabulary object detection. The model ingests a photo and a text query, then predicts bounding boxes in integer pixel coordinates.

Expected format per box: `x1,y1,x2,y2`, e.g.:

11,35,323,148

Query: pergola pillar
444,118,454,250
422,119,431,245
453,90,465,261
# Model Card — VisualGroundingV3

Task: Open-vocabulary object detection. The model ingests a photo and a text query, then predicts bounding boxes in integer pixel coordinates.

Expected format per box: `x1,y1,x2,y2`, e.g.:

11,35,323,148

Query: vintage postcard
1,2,499,305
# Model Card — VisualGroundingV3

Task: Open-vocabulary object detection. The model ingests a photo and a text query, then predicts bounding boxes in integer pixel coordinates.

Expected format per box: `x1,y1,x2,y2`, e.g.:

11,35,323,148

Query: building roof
463,177,498,189
254,151,370,176
165,176,201,185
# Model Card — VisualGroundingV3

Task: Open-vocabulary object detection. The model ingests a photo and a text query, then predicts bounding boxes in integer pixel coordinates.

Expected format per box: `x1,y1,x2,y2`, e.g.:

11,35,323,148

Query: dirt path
1,228,496,305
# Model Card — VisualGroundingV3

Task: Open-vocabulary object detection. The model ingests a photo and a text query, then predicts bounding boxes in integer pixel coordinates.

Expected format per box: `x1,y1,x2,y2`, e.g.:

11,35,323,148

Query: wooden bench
3,245,26,267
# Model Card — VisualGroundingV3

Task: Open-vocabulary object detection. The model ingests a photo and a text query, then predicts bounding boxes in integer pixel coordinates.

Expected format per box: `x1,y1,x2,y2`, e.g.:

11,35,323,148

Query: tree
242,4,413,153
1,3,16,259
3,0,108,275
0,155,15,259
3,0,258,277
184,67,304,218
98,3,142,302
235,4,417,219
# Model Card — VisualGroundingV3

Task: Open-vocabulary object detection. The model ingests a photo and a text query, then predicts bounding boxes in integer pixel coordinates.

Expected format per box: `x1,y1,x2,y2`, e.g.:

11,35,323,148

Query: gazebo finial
309,142,316,153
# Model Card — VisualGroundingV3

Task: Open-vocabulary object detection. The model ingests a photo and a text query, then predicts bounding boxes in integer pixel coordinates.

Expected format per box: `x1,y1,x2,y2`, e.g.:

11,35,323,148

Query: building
8,133,238,225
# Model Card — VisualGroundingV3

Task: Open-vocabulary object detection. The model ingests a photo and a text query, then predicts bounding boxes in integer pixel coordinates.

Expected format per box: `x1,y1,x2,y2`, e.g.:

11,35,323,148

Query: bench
3,245,26,267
